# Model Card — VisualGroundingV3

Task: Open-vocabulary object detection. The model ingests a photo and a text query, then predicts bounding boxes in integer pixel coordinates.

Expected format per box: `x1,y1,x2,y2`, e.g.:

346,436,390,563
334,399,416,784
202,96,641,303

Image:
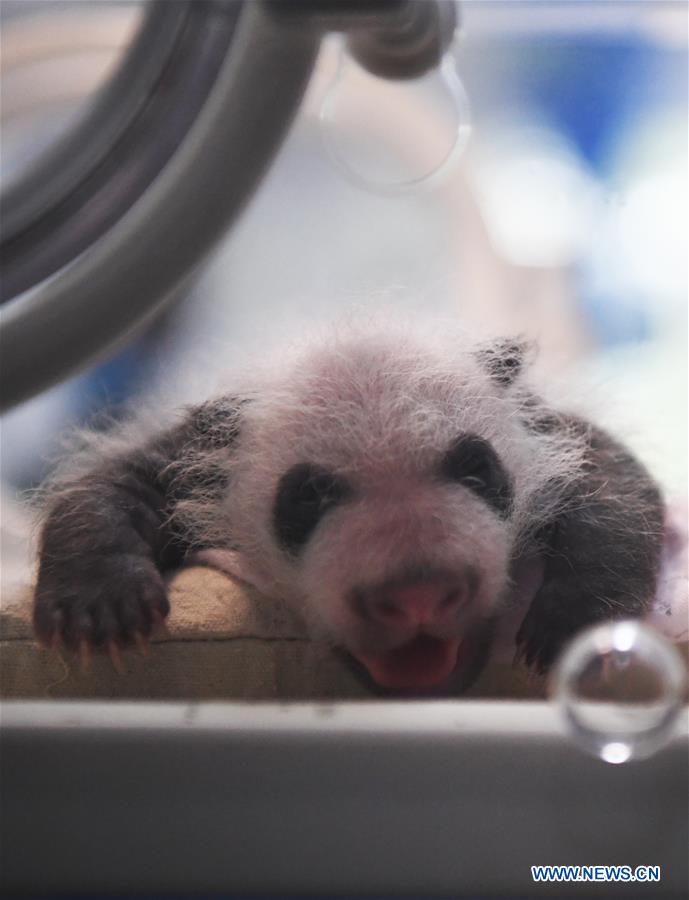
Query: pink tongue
359,636,463,689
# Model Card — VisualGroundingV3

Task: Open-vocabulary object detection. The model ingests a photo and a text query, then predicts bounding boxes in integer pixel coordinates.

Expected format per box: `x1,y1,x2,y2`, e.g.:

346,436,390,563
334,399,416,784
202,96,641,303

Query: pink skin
353,576,473,688
192,495,538,691
192,545,548,689
190,331,587,690
353,555,547,689
289,482,513,689
206,484,519,689
360,636,464,689
359,578,470,631
193,547,497,689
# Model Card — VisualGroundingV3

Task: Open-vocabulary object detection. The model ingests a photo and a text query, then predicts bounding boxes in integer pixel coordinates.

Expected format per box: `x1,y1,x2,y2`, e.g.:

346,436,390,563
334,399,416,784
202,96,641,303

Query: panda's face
222,331,543,691
269,433,515,690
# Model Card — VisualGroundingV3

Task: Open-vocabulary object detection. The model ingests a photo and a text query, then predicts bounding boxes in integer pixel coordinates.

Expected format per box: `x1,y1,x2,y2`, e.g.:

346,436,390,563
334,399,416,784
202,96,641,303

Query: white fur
172,320,587,653
37,319,588,657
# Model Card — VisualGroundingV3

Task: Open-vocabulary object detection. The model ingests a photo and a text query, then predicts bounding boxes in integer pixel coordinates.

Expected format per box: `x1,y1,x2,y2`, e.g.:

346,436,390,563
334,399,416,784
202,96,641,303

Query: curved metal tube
0,1,189,246
0,1,242,302
0,0,458,412
0,2,319,411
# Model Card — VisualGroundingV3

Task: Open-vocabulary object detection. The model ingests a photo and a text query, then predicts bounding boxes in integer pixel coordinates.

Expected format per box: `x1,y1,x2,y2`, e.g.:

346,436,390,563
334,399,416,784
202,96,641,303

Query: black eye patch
439,435,513,517
274,463,351,554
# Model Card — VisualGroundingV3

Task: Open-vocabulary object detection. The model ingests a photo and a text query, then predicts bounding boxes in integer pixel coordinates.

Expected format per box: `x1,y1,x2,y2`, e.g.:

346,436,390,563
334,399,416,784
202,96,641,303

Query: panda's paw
515,584,593,675
33,553,169,670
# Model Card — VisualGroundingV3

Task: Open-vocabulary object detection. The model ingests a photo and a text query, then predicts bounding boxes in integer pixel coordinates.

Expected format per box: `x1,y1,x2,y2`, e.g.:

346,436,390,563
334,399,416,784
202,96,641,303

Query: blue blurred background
1,0,687,500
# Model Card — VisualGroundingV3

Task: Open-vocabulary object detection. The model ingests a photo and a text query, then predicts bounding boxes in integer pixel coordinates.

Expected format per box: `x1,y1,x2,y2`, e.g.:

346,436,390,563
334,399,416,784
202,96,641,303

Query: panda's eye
274,463,351,554
440,435,513,517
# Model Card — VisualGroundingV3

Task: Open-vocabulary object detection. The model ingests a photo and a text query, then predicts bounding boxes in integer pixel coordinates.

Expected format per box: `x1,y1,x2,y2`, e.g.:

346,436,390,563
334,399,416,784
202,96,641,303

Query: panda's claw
108,641,126,675
78,638,93,673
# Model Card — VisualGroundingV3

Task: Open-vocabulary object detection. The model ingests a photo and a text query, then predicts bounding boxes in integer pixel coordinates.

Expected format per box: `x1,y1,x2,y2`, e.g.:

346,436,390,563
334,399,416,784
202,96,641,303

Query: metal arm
0,0,458,412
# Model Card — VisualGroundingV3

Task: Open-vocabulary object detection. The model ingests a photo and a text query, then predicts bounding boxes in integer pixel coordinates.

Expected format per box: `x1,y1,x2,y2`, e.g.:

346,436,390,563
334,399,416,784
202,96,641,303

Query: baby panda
32,324,665,693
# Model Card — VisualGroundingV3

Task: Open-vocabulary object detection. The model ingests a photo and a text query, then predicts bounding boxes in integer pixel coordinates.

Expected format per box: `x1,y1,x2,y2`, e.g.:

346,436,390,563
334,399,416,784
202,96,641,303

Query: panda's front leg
33,399,239,658
34,477,175,659
515,424,665,674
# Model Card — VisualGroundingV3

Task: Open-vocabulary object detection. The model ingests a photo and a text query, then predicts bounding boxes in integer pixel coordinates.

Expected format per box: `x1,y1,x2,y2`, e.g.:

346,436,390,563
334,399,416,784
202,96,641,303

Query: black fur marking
439,435,513,517
476,338,529,387
33,396,241,650
274,463,352,555
515,417,664,672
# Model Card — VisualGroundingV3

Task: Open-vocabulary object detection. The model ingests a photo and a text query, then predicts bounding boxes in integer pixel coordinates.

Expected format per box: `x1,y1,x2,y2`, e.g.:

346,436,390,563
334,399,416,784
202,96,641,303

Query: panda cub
33,325,664,692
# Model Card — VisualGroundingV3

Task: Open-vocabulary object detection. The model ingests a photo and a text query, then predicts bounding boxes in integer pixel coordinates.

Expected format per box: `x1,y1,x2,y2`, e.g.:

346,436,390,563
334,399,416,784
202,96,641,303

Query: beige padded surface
0,567,547,701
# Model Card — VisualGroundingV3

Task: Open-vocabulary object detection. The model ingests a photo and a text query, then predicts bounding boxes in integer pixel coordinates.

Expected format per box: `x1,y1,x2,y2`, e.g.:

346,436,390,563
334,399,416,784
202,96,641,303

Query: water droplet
553,620,686,763
319,45,471,196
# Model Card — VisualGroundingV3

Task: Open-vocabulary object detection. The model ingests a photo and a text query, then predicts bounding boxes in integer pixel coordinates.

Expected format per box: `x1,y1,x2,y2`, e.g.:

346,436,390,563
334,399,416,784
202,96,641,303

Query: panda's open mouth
357,635,464,689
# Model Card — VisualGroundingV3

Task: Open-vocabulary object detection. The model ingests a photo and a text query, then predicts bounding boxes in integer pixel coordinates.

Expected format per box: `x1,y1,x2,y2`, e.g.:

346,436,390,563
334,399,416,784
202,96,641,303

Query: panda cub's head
210,326,583,691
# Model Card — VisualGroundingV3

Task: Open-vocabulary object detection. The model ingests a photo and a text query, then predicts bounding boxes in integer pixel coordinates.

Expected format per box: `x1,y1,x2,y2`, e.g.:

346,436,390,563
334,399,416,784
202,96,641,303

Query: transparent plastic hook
553,620,687,764
319,40,471,196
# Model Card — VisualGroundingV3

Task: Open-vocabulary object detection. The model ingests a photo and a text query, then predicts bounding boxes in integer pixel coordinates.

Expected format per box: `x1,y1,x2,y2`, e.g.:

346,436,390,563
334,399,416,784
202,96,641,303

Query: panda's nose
355,578,468,629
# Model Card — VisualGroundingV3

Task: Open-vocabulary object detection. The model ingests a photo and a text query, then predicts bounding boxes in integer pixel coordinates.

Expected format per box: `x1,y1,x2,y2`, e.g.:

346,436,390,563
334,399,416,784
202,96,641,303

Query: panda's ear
475,337,533,387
